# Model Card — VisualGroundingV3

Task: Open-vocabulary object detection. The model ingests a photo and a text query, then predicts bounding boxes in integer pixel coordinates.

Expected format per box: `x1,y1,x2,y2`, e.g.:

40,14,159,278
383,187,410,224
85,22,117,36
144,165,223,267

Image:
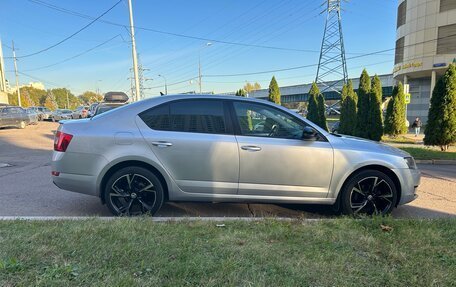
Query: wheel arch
99,159,169,204
336,164,402,207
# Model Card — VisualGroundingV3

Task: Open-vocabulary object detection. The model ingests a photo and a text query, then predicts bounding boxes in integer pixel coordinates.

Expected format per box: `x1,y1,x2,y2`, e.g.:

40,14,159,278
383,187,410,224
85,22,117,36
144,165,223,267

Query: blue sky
0,0,397,97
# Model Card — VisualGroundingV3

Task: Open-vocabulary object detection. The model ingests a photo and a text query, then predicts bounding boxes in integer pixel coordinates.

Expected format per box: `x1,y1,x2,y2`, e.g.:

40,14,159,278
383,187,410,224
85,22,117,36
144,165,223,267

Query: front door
137,99,239,195
231,101,333,198
0,108,13,127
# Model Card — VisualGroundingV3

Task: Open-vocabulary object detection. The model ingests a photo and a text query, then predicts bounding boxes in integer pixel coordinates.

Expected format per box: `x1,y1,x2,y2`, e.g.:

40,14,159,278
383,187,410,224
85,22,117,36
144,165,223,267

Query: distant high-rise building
394,0,456,123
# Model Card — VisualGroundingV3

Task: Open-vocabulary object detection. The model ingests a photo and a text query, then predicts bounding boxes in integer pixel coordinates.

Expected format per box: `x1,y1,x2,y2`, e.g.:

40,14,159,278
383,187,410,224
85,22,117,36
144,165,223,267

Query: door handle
151,141,173,148
241,145,262,151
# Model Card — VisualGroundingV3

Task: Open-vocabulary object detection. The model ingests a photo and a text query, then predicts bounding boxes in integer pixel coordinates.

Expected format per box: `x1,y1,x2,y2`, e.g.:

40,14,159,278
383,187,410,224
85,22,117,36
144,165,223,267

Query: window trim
228,100,328,142
138,98,234,136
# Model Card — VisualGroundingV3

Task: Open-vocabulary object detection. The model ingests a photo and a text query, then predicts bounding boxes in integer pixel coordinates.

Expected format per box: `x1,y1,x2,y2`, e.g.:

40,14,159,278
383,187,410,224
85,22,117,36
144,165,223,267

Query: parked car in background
0,106,30,129
52,95,420,217
52,109,73,122
93,103,125,116
91,92,129,117
26,108,39,125
72,106,89,119
33,106,52,121
331,121,340,134
88,103,99,117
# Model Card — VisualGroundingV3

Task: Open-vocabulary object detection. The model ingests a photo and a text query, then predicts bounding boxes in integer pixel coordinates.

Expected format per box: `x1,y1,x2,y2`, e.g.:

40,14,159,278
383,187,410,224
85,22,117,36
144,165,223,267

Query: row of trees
235,65,455,150
7,87,103,110
337,70,384,140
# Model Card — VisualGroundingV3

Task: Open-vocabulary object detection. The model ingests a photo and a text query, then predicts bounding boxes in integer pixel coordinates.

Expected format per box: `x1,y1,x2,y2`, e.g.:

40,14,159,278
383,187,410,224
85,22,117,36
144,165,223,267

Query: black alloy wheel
341,170,397,216
104,167,164,216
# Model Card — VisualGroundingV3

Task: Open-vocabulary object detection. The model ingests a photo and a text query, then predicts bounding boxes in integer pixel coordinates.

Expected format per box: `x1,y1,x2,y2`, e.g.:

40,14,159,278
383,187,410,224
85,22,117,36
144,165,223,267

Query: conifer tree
339,80,357,135
307,82,320,125
268,76,281,105
355,69,371,138
317,93,329,131
424,63,456,151
384,82,407,137
369,75,384,141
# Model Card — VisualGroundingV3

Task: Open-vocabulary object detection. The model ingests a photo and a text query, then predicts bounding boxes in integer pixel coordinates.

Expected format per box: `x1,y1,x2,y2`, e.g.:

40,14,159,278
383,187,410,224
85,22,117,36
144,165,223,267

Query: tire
18,121,26,129
104,166,165,216
340,170,397,216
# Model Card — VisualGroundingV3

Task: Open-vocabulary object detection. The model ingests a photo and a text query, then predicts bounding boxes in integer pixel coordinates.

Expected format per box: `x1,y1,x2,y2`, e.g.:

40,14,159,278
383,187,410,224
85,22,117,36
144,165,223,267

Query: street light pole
127,0,140,102
198,42,212,94
66,89,69,109
158,74,167,95
12,41,21,107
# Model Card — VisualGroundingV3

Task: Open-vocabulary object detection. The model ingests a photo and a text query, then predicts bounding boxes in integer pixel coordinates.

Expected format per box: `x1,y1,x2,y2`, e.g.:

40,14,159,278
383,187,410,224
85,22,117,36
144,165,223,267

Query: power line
22,35,122,71
24,0,337,54
203,32,456,77
8,0,122,59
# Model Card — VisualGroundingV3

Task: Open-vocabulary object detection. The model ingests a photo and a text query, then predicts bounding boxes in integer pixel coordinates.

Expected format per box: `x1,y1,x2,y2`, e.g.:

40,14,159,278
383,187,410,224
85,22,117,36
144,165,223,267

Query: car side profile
52,95,420,216
0,106,30,129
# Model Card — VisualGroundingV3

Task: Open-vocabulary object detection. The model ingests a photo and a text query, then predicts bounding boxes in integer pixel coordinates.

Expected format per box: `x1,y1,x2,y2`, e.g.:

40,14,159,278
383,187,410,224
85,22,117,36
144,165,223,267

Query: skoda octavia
52,95,420,216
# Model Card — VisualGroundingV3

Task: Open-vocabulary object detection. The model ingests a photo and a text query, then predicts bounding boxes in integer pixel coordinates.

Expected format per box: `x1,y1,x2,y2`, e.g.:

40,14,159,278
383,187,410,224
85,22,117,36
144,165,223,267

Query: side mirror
302,126,317,141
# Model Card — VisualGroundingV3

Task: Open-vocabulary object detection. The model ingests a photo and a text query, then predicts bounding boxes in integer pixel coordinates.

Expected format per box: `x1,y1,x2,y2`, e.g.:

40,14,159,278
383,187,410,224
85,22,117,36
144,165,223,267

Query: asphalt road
0,122,455,218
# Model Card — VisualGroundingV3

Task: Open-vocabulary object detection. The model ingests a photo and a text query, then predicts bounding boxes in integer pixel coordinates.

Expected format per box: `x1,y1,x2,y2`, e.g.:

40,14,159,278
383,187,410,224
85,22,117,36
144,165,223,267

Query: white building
394,0,456,123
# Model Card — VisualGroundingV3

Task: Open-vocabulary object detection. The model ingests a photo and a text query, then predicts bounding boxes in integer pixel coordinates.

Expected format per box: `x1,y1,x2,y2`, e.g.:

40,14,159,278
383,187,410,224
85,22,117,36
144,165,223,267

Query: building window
440,0,456,12
395,37,405,64
437,23,456,54
397,1,407,28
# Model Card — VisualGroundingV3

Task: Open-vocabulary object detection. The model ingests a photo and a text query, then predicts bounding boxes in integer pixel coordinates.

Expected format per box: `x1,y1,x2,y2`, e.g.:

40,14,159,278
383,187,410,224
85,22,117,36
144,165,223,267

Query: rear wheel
18,121,26,129
104,166,164,216
340,170,397,216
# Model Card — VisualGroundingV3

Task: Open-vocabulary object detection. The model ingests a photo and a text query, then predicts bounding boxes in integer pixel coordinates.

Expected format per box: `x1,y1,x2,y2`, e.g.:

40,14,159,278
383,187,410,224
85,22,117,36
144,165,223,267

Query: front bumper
393,168,421,205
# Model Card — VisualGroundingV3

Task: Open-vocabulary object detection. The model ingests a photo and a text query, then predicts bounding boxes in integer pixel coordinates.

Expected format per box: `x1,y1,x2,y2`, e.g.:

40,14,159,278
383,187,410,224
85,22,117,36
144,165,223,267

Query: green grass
400,147,456,160
1,218,455,286
382,135,416,144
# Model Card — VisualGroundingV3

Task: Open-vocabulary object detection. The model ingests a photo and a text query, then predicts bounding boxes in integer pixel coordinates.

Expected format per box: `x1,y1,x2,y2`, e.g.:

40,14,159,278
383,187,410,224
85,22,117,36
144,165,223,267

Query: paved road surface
0,122,454,218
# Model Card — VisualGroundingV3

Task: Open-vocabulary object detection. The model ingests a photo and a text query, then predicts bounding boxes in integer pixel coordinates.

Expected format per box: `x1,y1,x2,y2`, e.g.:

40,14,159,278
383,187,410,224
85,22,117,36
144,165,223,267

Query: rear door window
140,100,228,135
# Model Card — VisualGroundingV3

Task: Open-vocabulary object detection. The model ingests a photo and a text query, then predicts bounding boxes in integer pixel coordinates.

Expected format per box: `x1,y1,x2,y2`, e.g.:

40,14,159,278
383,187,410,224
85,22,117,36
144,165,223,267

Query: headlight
404,157,417,169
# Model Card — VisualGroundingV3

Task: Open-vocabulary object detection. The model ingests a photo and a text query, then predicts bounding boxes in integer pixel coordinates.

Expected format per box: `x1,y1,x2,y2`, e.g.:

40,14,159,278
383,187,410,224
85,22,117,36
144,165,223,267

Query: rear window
139,100,227,134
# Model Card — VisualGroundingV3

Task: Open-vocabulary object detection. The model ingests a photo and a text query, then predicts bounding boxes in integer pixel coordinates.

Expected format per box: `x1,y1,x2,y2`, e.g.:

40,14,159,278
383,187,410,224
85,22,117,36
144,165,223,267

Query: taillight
54,131,73,152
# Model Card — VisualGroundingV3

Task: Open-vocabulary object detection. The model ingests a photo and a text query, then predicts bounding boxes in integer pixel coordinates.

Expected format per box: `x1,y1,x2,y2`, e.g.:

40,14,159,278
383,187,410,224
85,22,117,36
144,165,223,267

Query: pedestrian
411,117,422,137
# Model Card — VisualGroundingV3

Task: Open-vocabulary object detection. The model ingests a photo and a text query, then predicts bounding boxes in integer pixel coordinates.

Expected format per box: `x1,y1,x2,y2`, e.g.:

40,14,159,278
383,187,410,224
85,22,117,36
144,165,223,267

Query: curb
0,216,327,222
416,159,456,165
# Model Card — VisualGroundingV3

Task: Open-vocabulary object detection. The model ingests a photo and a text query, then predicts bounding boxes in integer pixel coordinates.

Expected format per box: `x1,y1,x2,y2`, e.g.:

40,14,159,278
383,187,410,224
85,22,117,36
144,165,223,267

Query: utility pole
127,0,140,102
158,74,167,95
198,55,202,94
65,89,70,109
198,42,212,94
12,41,21,107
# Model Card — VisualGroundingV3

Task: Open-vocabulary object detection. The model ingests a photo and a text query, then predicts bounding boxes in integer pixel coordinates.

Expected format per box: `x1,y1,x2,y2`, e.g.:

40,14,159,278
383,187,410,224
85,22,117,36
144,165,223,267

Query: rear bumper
393,168,421,205
52,173,97,196
51,151,108,197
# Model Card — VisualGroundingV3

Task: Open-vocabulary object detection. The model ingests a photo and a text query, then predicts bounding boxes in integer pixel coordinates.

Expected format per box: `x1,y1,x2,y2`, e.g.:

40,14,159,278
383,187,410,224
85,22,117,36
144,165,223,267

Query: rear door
137,99,239,194
0,108,8,127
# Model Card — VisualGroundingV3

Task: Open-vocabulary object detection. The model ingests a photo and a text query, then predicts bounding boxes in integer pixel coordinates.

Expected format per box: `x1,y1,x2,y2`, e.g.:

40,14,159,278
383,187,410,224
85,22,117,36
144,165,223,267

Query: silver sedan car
52,95,420,216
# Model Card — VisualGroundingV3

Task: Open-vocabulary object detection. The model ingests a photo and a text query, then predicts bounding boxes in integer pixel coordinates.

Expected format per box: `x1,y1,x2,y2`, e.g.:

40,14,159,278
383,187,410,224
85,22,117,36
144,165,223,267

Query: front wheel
18,121,26,129
104,166,164,216
340,170,397,216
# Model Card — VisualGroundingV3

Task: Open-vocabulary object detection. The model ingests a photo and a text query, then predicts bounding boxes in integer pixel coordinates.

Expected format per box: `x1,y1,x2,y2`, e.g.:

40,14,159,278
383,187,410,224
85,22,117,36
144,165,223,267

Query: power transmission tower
315,0,348,112
129,55,151,101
